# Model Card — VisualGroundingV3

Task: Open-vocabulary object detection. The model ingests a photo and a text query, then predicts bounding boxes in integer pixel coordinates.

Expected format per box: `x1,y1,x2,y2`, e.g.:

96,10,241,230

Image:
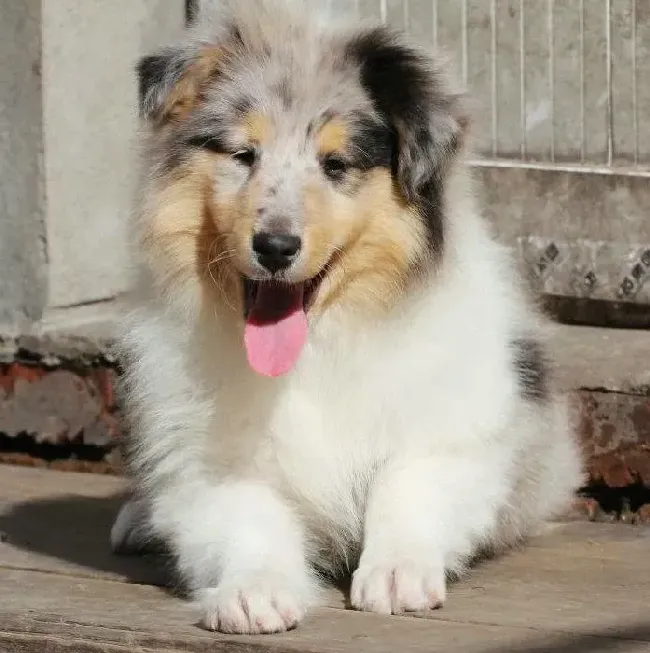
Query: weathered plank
2,567,649,653
1,467,650,652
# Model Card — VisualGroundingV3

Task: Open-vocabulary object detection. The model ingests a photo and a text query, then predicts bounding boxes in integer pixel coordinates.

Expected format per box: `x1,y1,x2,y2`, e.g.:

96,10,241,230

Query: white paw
110,498,154,554
351,560,446,615
199,575,306,634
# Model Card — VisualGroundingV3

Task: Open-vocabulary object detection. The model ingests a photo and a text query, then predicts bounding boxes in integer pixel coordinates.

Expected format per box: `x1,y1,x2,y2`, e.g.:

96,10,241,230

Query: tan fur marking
316,119,348,156
303,169,426,317
141,151,241,315
243,112,274,146
159,46,222,125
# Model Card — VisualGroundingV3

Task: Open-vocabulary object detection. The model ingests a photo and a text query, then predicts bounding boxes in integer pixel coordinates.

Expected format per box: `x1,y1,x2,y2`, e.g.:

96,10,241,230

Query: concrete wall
0,0,185,334
42,0,185,310
0,1,47,330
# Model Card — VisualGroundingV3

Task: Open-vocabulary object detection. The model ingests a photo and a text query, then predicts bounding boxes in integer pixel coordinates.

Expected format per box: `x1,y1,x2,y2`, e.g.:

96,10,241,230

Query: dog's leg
110,496,155,555
157,480,318,634
351,455,511,614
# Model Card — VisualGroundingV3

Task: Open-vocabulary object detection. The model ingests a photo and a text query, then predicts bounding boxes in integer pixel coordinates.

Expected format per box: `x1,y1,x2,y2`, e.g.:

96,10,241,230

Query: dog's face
138,7,468,375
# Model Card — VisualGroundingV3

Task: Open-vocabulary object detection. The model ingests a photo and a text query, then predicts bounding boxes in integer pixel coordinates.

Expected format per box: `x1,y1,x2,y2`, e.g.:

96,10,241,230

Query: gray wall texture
0,0,185,333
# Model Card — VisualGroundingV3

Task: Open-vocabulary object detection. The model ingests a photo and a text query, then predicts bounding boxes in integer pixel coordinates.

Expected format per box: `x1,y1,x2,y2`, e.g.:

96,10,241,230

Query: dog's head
137,1,469,376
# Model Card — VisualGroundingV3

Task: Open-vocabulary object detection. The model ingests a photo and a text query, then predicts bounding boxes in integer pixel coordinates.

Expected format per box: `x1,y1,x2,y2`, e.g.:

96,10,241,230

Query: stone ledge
553,325,650,395
0,325,648,494
474,164,650,308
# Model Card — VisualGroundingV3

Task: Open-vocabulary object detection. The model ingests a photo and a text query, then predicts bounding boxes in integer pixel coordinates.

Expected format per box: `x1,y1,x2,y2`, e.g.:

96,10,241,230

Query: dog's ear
137,45,222,125
347,28,469,229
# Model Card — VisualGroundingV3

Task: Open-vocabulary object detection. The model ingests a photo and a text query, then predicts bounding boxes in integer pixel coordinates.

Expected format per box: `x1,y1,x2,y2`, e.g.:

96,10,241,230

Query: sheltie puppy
111,0,583,635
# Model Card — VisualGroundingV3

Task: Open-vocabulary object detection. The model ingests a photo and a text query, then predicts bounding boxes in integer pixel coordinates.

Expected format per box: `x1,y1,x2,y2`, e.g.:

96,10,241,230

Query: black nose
252,232,302,273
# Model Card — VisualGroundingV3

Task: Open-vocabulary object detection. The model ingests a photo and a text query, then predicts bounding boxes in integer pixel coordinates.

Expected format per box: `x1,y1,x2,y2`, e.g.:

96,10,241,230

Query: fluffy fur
111,0,583,635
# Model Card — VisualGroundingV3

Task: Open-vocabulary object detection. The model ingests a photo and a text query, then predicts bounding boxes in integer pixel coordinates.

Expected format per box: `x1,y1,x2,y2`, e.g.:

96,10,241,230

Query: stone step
1,465,650,652
553,324,650,394
551,325,650,490
1,325,649,490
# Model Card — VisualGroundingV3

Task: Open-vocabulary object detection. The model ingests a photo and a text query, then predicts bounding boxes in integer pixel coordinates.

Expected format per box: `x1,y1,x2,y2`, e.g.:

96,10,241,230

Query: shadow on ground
0,493,174,589
0,491,354,600
479,622,650,653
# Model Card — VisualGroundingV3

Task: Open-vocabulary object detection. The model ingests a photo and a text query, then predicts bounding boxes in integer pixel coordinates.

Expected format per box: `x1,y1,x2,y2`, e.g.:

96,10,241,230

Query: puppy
111,0,583,635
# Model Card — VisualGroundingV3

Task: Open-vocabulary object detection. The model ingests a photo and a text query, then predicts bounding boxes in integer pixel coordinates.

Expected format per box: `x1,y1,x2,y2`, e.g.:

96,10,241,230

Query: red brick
573,391,650,487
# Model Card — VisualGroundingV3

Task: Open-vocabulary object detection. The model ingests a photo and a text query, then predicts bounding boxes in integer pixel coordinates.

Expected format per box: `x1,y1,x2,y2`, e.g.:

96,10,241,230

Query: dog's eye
232,148,257,167
322,156,349,181
187,136,225,153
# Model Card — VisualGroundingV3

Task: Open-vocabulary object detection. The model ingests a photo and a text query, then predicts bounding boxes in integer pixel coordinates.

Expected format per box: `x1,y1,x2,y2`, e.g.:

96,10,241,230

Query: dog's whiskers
203,237,239,314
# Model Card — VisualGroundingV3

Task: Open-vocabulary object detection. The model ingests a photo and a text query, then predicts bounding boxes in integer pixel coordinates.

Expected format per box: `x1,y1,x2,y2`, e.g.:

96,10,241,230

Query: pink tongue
244,283,308,377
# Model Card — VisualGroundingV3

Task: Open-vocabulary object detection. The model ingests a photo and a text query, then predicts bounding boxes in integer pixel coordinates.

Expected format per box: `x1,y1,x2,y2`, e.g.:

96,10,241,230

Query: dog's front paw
351,560,446,615
199,574,306,634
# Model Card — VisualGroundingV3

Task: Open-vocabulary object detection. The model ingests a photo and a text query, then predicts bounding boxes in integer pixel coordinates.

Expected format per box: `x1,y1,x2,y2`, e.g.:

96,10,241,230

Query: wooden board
1,466,650,652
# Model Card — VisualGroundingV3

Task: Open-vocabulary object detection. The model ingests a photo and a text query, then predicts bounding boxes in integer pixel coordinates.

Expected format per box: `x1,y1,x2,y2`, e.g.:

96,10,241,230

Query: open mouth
241,271,326,378
242,273,325,320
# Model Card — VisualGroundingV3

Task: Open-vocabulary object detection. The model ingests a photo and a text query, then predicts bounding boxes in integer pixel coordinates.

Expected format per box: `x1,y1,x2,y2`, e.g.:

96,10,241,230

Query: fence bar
632,0,639,165
548,0,555,162
491,0,498,156
519,0,527,159
606,0,614,165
